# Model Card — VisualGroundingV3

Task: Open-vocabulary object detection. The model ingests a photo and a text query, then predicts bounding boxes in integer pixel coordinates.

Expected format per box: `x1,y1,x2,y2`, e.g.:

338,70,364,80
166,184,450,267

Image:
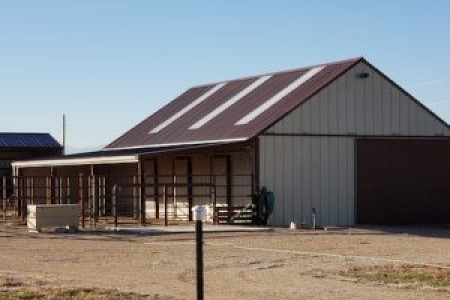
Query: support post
31,177,34,205
187,158,193,221
1,176,5,221
139,160,146,226
196,220,204,300
79,174,85,228
50,167,55,204
2,176,6,200
226,155,232,222
66,177,70,204
20,177,26,223
153,160,159,219
133,175,137,219
163,185,168,227
212,183,217,225
46,176,50,205
2,199,5,222
15,174,20,217
112,184,118,228
88,176,92,227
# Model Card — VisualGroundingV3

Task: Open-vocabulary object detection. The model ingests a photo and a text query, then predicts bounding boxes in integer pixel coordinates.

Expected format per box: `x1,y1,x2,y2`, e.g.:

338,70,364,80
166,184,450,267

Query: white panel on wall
259,135,355,227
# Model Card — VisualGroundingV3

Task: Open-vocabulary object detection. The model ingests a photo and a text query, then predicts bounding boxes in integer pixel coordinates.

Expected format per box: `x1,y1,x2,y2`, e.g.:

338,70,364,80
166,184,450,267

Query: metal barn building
12,57,450,227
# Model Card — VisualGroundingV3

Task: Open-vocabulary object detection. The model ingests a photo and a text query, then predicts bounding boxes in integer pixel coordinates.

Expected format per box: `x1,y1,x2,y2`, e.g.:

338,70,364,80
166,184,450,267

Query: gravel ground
0,224,449,299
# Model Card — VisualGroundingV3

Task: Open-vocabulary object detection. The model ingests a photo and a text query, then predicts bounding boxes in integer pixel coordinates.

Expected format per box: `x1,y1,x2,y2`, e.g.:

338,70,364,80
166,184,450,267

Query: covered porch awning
11,141,253,169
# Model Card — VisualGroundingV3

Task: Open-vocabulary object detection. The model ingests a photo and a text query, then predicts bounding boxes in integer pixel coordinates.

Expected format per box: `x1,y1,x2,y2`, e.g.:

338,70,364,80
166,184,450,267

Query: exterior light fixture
357,72,370,78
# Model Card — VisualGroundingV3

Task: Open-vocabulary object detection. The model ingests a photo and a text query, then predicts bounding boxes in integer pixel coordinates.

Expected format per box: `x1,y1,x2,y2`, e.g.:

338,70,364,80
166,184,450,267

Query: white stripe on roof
149,82,227,134
235,66,325,125
189,75,272,129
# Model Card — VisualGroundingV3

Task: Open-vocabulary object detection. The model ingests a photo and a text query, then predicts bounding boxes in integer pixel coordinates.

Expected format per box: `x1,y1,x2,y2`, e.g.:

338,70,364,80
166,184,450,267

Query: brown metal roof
107,57,362,149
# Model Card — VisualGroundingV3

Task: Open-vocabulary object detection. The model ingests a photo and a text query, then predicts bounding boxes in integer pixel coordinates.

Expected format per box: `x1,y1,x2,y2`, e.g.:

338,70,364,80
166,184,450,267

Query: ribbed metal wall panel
266,62,450,136
259,136,354,227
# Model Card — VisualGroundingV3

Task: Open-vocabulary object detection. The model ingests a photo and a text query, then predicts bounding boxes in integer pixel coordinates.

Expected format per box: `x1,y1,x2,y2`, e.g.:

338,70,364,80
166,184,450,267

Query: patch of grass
0,286,151,300
342,264,450,291
0,289,44,300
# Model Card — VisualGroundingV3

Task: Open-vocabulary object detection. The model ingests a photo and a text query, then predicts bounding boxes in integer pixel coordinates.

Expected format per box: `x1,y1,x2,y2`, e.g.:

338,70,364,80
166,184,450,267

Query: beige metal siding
259,136,354,227
266,62,450,136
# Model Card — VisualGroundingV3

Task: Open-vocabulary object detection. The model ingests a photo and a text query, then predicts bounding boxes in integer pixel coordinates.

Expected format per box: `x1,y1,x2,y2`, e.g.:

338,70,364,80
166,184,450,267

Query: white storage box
27,204,79,232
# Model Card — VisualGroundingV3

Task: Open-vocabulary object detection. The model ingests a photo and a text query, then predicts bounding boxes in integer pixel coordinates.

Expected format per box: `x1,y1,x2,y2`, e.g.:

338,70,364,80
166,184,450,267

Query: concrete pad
107,224,273,234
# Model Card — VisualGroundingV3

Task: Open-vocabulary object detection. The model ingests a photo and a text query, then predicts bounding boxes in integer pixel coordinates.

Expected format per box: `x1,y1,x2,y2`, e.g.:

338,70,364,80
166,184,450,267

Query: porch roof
11,142,245,168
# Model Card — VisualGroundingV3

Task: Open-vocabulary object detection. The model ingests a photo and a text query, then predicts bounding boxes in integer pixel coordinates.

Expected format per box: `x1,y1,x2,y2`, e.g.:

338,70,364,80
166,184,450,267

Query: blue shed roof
0,133,62,149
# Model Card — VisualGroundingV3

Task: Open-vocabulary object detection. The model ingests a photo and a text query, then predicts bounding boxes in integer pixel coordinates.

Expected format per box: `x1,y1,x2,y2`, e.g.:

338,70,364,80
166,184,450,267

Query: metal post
92,176,97,226
139,161,146,227
187,158,193,221
154,160,159,219
133,175,137,219
212,183,217,225
1,177,5,221
196,220,204,300
88,176,92,227
20,177,26,223
163,185,168,227
66,177,70,204
79,174,85,228
2,176,6,200
46,176,50,205
31,177,34,205
2,199,5,222
112,184,118,228
226,155,232,222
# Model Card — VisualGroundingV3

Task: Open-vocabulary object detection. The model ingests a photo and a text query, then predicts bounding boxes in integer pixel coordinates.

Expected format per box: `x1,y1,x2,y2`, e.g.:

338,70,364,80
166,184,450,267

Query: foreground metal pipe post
196,220,204,300
163,185,168,227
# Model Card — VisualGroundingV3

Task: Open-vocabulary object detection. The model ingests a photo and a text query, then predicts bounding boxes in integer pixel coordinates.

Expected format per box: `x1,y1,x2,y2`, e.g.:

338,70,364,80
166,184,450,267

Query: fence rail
1,174,256,227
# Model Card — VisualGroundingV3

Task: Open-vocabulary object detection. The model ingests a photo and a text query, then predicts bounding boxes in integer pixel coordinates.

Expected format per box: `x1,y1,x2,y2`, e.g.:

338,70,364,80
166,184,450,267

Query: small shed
13,57,450,226
0,133,62,177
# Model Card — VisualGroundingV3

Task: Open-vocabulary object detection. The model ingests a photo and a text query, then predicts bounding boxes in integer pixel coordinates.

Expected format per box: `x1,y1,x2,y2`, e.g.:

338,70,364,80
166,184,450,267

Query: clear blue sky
1,1,450,152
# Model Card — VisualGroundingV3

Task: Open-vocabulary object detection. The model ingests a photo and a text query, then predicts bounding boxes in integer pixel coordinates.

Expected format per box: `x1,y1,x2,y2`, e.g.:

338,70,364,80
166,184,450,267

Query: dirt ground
0,224,449,300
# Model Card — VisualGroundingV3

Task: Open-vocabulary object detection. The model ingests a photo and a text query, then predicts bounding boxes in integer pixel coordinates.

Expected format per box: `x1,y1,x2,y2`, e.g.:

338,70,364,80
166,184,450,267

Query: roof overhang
12,155,139,168
103,137,248,151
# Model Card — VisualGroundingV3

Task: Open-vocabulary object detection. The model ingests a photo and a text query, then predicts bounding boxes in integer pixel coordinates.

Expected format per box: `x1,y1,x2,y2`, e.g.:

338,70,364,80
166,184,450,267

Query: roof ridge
191,56,364,89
